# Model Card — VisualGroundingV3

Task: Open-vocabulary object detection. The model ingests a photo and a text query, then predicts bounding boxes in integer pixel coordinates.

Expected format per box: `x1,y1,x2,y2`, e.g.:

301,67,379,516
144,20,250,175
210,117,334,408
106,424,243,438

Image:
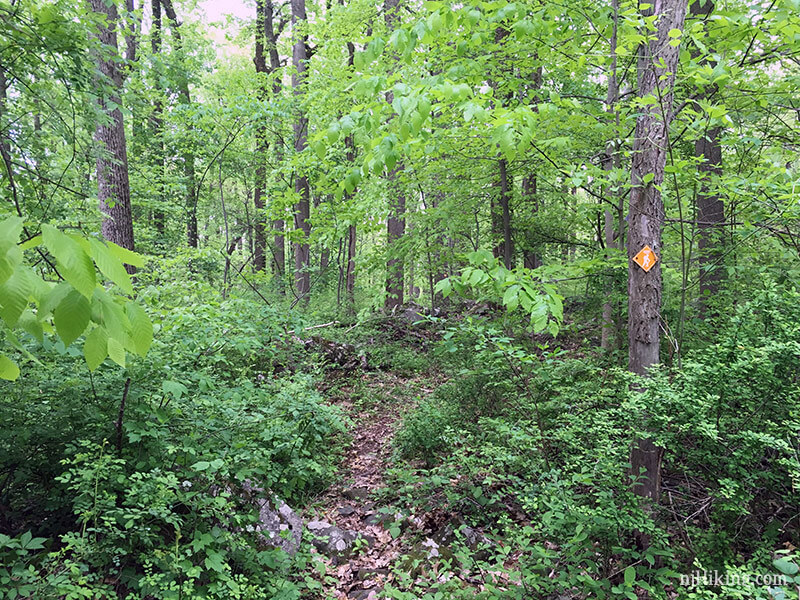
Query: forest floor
306,368,438,599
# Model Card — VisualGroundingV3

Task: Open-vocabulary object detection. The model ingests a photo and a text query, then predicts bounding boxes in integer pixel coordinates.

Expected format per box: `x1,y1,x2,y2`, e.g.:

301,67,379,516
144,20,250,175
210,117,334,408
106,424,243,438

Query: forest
0,0,799,598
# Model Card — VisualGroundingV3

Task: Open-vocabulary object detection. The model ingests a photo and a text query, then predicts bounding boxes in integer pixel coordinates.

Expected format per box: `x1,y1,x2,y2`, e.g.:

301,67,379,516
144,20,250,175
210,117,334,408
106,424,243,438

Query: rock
239,480,302,555
307,523,373,562
338,505,357,516
343,486,370,501
421,537,440,558
430,517,493,561
347,590,380,600
356,567,389,580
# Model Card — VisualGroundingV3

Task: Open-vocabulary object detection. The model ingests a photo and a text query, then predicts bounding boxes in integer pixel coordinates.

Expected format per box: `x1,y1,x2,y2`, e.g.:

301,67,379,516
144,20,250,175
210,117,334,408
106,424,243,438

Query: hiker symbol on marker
633,246,658,273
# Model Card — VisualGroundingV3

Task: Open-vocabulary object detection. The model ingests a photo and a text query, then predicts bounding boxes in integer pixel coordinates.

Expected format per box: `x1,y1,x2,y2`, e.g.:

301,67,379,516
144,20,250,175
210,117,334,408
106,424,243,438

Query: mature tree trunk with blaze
627,0,688,505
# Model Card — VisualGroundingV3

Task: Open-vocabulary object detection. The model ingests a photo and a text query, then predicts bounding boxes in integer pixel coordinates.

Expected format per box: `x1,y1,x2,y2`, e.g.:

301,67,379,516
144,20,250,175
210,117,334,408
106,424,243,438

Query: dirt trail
310,371,432,599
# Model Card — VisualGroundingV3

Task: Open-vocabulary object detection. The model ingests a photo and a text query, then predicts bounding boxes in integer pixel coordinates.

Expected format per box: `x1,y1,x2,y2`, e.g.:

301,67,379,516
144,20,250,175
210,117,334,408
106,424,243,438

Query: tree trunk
601,0,620,351
161,0,198,249
383,0,405,312
522,174,541,269
291,0,311,300
346,224,356,312
88,0,136,259
498,158,513,269
150,0,166,238
628,0,687,504
691,0,725,312
344,37,357,314
253,0,269,272
266,0,285,282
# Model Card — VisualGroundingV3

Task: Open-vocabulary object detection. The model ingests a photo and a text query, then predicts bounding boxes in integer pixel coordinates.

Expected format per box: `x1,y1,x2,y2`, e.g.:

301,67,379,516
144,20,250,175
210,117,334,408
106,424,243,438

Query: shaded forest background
0,0,799,598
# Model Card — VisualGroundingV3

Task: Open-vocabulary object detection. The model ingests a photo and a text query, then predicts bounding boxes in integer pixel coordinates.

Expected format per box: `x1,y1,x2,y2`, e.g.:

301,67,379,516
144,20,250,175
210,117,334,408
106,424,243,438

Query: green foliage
0,216,152,378
394,396,456,466
435,250,564,335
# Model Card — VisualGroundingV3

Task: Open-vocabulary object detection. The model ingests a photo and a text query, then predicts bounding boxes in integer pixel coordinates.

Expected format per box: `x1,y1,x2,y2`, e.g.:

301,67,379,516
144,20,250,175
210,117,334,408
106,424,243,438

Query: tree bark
291,0,311,300
151,0,166,237
253,0,270,272
601,0,621,351
344,38,357,313
498,158,513,268
628,0,687,504
89,0,136,259
522,174,541,269
268,0,285,282
383,0,405,311
691,0,725,311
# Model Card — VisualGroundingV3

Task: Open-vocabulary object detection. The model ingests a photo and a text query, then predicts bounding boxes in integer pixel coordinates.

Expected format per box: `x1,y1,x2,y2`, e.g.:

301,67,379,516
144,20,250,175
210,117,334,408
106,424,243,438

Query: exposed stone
338,505,357,516
343,486,370,501
356,567,390,580
307,523,373,563
430,517,493,561
239,480,302,555
347,590,380,600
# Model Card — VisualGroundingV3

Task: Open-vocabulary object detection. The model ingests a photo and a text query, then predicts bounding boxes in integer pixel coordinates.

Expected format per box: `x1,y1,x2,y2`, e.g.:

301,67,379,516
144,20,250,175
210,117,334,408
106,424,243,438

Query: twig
286,320,340,335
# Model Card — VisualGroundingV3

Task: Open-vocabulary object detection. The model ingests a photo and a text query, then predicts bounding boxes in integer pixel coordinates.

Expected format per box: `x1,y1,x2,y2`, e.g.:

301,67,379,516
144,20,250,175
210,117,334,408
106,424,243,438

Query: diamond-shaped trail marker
633,245,658,272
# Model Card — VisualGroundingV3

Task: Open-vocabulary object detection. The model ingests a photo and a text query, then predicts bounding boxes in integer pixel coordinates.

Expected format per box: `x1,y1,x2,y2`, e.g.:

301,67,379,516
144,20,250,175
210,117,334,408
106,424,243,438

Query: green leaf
107,336,126,367
0,354,19,381
18,235,41,251
624,566,636,585
502,285,520,311
83,327,109,371
433,278,451,298
18,311,43,342
0,216,23,254
53,290,91,347
105,241,144,269
0,267,32,327
0,244,22,285
774,558,799,576
385,152,397,172
163,380,188,400
126,302,152,357
668,28,682,38
41,282,72,319
90,239,133,294
94,288,131,346
41,225,96,298
204,551,226,572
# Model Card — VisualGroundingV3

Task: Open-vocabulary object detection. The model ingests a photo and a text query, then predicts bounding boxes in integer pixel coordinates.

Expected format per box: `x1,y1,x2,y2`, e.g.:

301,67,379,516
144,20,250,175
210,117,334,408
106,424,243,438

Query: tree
150,0,166,238
88,0,136,257
627,0,688,504
383,0,405,311
291,0,311,300
160,0,198,249
253,0,270,272
691,0,725,313
601,0,622,351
